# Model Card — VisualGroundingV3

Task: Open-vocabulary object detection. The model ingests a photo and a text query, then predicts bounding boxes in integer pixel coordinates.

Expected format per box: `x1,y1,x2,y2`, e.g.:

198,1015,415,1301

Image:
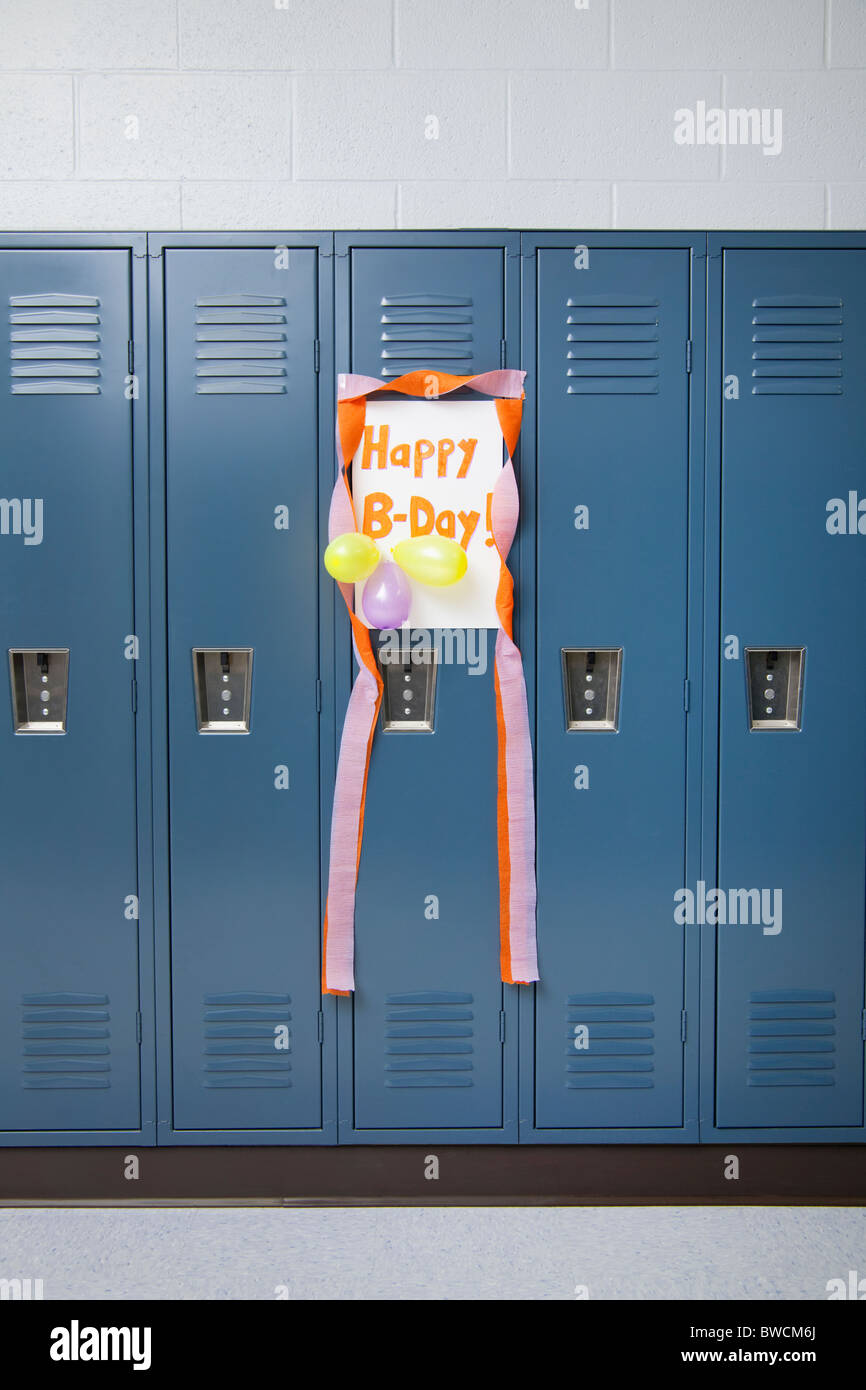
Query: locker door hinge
500,339,506,368
861,1009,866,1041
680,1010,687,1042
685,339,693,373
315,678,322,713
135,1011,142,1045
131,678,138,714
317,1010,324,1045
127,340,134,374
313,339,320,373
683,677,690,712
499,1009,506,1043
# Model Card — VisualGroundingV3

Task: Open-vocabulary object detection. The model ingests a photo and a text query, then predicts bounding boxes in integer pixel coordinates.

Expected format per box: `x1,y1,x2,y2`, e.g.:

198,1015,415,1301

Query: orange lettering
435,510,456,539
390,442,410,468
437,438,455,476
456,437,478,478
361,424,389,470
457,510,480,549
413,438,435,478
363,492,393,538
409,495,435,536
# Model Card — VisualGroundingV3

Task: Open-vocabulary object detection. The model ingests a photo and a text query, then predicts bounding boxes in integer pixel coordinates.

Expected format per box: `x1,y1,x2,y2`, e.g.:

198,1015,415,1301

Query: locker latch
192,648,253,733
377,641,437,732
745,648,805,731
8,649,70,733
562,648,622,731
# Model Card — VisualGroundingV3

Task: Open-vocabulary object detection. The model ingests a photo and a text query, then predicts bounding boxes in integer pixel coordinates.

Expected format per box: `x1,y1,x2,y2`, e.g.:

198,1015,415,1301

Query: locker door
164,247,323,1134
534,247,692,1132
0,248,141,1135
715,248,866,1131
342,242,515,1134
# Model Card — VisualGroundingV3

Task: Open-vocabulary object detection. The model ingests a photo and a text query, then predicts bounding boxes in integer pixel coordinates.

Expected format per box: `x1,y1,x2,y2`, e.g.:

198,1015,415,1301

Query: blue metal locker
0,239,152,1144
708,239,866,1138
336,235,520,1140
524,237,703,1139
4,228,864,1154
152,239,334,1141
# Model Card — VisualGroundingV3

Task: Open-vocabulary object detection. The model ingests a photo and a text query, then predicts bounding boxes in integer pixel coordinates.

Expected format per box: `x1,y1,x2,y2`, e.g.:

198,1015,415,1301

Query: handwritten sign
351,398,505,628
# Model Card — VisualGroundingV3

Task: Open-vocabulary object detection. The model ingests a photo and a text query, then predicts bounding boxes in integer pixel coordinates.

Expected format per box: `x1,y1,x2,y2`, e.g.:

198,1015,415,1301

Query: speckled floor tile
1,1206,864,1300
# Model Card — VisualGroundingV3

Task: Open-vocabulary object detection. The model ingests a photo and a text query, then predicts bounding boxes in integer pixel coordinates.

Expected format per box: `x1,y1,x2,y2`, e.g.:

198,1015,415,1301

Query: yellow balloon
393,535,468,587
324,532,379,583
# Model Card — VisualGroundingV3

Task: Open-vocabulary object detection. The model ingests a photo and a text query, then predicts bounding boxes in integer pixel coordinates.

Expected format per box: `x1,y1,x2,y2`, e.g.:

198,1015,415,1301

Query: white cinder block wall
0,0,863,231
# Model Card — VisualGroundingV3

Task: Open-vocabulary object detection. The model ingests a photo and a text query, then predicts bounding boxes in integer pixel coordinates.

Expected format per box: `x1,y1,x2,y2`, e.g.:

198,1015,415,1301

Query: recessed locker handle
192,648,253,733
744,647,805,730
377,640,437,732
562,647,622,731
8,648,69,733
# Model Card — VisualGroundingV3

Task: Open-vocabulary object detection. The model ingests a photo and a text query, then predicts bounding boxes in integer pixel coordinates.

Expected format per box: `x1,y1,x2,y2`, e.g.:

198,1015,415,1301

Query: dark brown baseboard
0,1144,864,1206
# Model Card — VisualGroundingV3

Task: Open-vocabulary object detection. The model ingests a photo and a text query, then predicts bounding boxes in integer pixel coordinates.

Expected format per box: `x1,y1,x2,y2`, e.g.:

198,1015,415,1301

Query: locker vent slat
20,993,111,1088
195,295,288,394
8,293,102,395
378,293,474,379
565,992,656,1087
750,296,844,395
746,989,836,1086
202,992,292,1087
384,991,474,1087
565,298,660,395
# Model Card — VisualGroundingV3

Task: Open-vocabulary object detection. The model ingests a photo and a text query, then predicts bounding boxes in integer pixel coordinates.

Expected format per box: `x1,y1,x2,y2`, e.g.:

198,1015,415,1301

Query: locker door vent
565,297,660,395
20,992,111,1089
384,990,474,1087
379,293,474,380
747,989,836,1086
195,295,288,395
9,293,102,395
565,991,655,1088
202,992,292,1087
751,296,843,396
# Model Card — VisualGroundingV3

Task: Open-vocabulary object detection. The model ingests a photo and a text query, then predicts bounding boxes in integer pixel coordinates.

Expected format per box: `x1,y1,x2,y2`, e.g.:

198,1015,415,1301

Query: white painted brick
0,0,178,69
399,179,610,228
510,72,722,181
179,0,393,71
614,0,824,70
829,0,866,67
295,72,506,180
0,181,181,230
182,181,397,229
396,0,609,69
827,183,866,228
78,75,291,180
0,77,72,178
615,181,825,230
722,73,866,182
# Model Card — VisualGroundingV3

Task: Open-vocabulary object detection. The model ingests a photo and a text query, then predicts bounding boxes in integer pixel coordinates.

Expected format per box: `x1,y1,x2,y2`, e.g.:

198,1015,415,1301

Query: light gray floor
1,1206,864,1300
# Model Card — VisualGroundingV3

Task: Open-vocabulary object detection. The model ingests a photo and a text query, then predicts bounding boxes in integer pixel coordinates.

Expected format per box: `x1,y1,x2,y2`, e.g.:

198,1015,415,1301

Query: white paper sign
351,398,505,629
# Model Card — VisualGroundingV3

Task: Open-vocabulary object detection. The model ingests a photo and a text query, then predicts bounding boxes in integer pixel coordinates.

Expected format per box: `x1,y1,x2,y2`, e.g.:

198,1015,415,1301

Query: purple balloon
362,559,411,629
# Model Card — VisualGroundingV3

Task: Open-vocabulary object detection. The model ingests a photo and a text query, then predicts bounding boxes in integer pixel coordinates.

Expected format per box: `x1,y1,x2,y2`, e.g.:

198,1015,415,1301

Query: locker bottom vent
384,991,474,1087
202,992,292,1088
21,992,111,1089
747,989,836,1087
565,992,655,1089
